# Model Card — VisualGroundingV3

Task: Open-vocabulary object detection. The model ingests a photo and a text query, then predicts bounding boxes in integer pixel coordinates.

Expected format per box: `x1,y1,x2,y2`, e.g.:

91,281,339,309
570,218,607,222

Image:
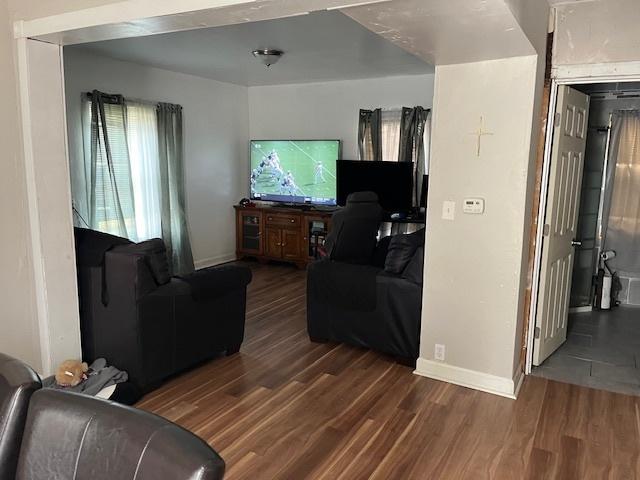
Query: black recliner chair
323,190,384,264
0,352,225,480
16,389,225,480
74,228,252,391
307,192,424,363
0,353,41,480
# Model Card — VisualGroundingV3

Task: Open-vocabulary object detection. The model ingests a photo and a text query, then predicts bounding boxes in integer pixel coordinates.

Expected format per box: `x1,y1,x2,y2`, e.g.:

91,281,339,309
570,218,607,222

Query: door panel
265,227,282,258
533,86,589,366
281,229,301,260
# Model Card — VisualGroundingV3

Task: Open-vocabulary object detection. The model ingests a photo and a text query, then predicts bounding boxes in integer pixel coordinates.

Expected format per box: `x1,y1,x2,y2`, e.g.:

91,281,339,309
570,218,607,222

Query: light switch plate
442,201,455,220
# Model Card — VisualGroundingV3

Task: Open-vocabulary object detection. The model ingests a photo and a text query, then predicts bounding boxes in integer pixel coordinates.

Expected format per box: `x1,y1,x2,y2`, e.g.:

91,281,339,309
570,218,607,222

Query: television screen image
250,140,340,205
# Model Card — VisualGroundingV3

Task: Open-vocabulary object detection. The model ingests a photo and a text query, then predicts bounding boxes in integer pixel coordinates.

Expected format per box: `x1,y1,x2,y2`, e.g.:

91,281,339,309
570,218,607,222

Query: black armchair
307,193,424,363
74,228,252,391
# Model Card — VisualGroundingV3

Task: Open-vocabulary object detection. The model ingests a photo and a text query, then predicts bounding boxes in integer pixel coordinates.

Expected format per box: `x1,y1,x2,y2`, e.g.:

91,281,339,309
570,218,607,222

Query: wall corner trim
414,358,522,399
13,20,25,39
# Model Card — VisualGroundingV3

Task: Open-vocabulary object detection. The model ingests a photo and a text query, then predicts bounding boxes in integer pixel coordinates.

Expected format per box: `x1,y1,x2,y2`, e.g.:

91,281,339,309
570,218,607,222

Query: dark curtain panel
358,108,383,161
398,106,430,206
156,102,195,275
87,90,136,239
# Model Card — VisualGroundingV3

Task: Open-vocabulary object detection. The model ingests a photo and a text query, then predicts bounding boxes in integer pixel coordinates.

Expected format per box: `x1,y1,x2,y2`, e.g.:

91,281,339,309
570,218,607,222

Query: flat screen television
250,140,340,205
337,160,413,212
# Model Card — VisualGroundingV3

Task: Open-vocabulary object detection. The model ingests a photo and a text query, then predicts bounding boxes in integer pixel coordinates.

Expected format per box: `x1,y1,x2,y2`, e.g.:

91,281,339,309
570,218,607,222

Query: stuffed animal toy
55,359,89,387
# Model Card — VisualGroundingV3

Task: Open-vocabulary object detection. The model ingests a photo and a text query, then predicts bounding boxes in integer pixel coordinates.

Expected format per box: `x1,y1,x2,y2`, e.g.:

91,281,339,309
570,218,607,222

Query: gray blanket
43,358,128,396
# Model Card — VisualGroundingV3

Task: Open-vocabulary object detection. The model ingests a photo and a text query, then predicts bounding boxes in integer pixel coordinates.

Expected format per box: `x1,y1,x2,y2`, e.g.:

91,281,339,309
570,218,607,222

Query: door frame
525,64,640,374
14,0,390,374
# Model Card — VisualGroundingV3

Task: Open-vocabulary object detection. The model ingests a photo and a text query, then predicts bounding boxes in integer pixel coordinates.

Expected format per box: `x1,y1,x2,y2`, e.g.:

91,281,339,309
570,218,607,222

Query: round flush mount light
252,49,284,67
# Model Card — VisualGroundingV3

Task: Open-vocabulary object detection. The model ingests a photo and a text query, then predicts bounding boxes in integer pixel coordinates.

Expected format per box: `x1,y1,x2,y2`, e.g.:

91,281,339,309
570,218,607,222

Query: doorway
530,80,640,395
17,0,439,375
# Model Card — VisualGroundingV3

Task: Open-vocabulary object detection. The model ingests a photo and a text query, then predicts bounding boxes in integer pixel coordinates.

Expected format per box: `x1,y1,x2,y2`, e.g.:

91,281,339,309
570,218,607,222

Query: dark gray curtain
86,90,136,239
157,103,194,274
398,106,430,206
358,108,382,161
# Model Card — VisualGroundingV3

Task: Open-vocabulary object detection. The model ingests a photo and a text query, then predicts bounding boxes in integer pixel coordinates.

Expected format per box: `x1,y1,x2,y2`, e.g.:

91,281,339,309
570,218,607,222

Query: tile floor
532,306,640,395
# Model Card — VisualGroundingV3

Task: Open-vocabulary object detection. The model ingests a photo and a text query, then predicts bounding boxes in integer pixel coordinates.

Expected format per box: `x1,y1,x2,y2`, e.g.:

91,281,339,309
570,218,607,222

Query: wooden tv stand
234,204,335,268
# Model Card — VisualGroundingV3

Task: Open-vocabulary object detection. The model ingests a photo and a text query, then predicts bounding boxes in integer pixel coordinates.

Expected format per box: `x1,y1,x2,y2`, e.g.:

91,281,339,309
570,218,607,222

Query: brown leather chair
0,353,41,480
16,389,225,480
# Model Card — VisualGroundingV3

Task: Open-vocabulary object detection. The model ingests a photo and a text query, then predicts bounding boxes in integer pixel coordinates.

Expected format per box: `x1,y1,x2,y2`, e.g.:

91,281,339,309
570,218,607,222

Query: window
127,102,162,241
387,108,431,173
80,97,161,241
381,109,403,162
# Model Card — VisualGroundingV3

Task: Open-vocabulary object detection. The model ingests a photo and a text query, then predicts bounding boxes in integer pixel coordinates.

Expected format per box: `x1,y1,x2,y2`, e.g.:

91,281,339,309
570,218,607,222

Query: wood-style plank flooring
138,262,640,479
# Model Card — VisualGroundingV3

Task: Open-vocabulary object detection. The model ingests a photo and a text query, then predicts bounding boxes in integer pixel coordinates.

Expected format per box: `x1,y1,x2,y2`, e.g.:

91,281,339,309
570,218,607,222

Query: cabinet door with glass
237,209,263,256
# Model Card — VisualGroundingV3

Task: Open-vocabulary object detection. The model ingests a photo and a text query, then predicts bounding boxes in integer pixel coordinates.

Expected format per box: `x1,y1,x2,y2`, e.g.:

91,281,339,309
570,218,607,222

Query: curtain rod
84,91,122,102
84,91,179,108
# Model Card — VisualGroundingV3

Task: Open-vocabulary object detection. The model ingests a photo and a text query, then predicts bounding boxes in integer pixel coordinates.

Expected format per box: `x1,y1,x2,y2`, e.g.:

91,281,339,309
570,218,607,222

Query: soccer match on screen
250,140,339,205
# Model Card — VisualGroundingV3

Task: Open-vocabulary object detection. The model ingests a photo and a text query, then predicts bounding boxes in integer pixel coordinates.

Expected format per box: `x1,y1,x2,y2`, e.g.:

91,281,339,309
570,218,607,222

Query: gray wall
570,95,612,307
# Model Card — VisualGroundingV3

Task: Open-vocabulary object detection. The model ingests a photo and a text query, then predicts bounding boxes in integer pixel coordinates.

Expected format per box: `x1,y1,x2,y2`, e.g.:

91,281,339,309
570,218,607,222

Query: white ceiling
66,10,433,87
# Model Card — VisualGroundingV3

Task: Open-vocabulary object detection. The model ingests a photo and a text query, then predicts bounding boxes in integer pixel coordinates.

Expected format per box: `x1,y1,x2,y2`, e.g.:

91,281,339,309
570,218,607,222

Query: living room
62,3,432,379
53,9,433,473
6,0,640,478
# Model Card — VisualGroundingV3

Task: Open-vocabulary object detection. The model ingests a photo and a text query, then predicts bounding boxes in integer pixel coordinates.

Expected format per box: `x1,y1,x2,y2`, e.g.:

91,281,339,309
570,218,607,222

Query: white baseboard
414,358,522,399
513,368,525,398
194,252,237,270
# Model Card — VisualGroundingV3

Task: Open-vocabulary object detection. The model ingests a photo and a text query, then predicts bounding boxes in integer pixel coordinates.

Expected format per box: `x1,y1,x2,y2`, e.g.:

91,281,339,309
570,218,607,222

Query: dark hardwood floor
138,262,640,479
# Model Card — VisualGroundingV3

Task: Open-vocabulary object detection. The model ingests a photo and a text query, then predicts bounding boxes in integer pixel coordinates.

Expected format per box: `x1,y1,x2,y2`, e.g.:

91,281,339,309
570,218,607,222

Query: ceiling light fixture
252,49,284,67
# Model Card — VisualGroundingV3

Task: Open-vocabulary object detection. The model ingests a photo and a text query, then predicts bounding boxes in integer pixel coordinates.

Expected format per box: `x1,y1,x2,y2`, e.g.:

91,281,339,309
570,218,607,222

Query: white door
533,85,590,366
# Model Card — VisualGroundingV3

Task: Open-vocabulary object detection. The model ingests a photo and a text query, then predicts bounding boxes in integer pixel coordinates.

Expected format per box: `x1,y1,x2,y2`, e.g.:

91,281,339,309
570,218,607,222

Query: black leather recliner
74,228,252,391
307,192,424,362
0,353,41,480
16,389,225,480
323,191,384,264
0,352,225,480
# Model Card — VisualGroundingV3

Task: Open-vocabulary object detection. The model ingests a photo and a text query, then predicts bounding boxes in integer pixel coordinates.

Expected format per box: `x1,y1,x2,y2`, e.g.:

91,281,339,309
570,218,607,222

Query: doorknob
571,240,582,247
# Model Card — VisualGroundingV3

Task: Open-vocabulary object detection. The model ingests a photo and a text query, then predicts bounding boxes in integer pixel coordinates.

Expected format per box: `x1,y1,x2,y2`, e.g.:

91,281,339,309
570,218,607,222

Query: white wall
553,0,640,67
417,55,542,396
248,74,434,159
0,1,43,371
21,40,83,374
413,0,548,398
64,48,249,268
